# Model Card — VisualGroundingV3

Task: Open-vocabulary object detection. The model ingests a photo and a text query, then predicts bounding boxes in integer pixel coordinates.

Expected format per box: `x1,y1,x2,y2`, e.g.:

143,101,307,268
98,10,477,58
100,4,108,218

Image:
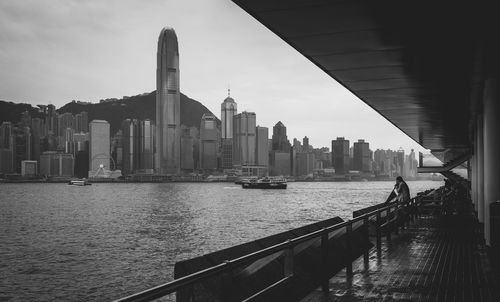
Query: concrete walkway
301,211,499,301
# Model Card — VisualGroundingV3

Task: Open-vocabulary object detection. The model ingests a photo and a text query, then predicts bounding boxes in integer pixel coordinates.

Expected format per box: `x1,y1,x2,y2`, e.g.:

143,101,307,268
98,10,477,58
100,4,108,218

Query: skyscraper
155,27,181,175
331,137,350,174
140,119,155,172
180,126,195,171
303,136,309,150
75,111,89,133
200,114,219,170
272,121,290,152
0,122,14,174
255,126,269,167
122,119,139,175
89,120,110,176
233,111,256,168
221,90,237,140
221,90,237,170
353,139,371,172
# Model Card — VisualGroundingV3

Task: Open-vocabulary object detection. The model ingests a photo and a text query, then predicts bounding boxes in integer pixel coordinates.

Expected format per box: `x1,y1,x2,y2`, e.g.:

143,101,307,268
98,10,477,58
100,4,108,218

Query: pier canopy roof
232,0,498,161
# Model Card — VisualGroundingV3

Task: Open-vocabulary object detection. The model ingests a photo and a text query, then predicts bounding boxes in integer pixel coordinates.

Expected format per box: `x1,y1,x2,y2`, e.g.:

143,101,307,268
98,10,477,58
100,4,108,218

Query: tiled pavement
301,212,499,302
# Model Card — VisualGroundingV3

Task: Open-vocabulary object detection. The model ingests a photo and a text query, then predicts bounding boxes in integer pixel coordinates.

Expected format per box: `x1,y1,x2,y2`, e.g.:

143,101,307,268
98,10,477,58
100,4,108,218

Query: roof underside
233,0,497,158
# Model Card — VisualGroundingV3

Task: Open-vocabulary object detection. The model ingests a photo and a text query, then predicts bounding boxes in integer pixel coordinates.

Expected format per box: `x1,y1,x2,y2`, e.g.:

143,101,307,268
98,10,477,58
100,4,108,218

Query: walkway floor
301,211,499,302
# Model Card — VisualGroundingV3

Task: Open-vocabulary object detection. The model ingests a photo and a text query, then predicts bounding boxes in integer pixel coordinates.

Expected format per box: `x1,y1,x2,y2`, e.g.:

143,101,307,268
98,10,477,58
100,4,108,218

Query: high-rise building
269,151,291,176
180,126,195,171
75,111,89,133
296,152,315,176
58,112,74,137
396,147,405,177
331,137,350,174
303,136,310,150
272,121,290,152
155,27,181,175
89,120,110,176
233,111,256,168
200,114,219,171
122,119,139,175
14,126,31,173
353,139,371,172
31,117,44,163
221,139,233,170
46,104,57,135
0,122,14,174
255,126,269,167
221,90,237,170
40,151,74,177
20,111,31,128
140,119,155,172
221,89,237,140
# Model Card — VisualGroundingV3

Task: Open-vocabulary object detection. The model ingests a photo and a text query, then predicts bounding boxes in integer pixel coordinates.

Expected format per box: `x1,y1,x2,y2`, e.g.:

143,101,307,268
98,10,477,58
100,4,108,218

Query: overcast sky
0,0,427,153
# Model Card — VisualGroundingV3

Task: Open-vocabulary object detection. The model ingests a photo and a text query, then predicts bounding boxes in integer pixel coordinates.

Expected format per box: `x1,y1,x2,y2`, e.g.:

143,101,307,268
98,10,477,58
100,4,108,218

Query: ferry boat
241,177,287,189
68,179,92,186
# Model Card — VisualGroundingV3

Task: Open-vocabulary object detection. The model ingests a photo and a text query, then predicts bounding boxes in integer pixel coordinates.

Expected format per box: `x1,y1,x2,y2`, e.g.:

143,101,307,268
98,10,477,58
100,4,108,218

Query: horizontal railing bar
114,195,422,302
242,275,293,302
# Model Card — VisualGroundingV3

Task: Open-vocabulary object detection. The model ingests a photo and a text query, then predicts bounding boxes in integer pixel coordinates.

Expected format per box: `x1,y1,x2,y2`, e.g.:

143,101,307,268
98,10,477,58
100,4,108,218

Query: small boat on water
68,179,92,186
241,177,287,189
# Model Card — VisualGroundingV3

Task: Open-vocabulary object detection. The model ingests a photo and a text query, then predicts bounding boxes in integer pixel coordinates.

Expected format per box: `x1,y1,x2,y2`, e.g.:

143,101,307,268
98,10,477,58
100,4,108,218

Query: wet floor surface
301,212,499,302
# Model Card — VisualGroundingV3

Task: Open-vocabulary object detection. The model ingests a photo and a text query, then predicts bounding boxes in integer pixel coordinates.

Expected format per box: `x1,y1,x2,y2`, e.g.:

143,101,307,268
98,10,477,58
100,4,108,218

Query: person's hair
396,176,403,181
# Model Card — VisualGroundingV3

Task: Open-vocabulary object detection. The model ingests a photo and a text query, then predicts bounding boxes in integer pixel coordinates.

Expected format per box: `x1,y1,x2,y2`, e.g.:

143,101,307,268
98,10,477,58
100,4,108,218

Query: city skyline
0,0,427,153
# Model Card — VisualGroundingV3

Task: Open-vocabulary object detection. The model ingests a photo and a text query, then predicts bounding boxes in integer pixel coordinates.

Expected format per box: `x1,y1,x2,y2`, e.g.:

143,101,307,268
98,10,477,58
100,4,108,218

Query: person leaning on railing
395,176,410,203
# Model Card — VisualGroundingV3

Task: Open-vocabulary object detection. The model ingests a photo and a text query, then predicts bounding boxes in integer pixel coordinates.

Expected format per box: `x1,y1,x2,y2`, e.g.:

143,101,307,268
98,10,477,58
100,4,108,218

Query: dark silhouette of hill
0,100,44,124
1,91,219,134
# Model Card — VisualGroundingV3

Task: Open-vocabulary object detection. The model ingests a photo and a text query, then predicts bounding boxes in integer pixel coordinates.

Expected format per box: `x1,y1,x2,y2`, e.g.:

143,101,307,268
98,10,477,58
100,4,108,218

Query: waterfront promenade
302,205,500,301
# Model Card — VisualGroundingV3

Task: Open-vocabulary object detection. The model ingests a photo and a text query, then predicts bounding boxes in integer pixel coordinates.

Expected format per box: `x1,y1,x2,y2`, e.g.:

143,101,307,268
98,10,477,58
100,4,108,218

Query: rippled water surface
0,181,439,301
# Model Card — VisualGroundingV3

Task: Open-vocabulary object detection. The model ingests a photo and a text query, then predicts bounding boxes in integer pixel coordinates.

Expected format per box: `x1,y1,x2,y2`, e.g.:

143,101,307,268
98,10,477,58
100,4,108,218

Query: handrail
114,194,424,302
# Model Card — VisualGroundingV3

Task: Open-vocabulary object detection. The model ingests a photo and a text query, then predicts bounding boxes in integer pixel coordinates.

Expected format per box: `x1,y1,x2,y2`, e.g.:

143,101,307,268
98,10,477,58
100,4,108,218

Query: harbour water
0,181,439,301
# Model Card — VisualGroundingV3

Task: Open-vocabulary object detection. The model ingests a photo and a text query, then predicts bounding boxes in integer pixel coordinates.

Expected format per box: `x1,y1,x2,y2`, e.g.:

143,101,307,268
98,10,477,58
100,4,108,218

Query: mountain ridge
0,91,219,134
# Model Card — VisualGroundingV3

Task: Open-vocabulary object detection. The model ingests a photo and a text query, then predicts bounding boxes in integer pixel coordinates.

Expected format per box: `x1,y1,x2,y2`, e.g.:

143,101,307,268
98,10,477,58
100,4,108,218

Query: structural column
483,79,500,246
471,139,477,211
477,114,485,224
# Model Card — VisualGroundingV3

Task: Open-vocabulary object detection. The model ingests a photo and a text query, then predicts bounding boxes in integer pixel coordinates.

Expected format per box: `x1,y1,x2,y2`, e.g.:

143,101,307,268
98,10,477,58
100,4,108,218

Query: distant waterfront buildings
21,160,37,177
40,151,74,177
331,137,350,175
200,114,219,171
155,27,181,175
233,111,256,171
353,139,372,172
140,119,155,173
180,126,195,171
89,120,110,177
122,119,139,175
296,152,315,176
0,122,14,174
272,121,291,152
255,126,269,168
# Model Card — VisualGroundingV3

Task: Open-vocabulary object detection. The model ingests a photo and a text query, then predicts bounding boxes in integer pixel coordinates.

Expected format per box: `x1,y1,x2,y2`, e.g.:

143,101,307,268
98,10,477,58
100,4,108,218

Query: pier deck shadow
301,211,499,302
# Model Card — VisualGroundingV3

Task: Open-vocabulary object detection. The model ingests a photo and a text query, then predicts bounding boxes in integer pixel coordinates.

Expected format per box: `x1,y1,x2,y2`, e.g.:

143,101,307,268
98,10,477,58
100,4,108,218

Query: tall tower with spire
221,89,237,139
221,89,237,169
155,27,181,175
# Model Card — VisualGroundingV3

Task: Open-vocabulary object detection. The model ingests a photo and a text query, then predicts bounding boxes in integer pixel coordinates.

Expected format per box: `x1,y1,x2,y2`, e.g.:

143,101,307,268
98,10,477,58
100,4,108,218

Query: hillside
0,100,44,124
1,91,219,134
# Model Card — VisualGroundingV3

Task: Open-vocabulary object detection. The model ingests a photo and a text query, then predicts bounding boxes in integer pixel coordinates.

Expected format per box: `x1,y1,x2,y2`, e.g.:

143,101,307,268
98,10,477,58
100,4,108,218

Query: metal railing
115,193,427,302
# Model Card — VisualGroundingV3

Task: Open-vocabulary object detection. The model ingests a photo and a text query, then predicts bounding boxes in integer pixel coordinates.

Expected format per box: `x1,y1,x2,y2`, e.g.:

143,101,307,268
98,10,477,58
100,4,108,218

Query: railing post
284,241,294,278
321,229,329,292
346,221,353,276
363,216,369,270
394,206,399,235
376,211,382,253
386,208,391,241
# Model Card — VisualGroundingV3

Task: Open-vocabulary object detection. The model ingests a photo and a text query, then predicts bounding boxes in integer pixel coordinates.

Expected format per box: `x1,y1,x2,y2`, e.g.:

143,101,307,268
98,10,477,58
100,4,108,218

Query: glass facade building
155,27,181,175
